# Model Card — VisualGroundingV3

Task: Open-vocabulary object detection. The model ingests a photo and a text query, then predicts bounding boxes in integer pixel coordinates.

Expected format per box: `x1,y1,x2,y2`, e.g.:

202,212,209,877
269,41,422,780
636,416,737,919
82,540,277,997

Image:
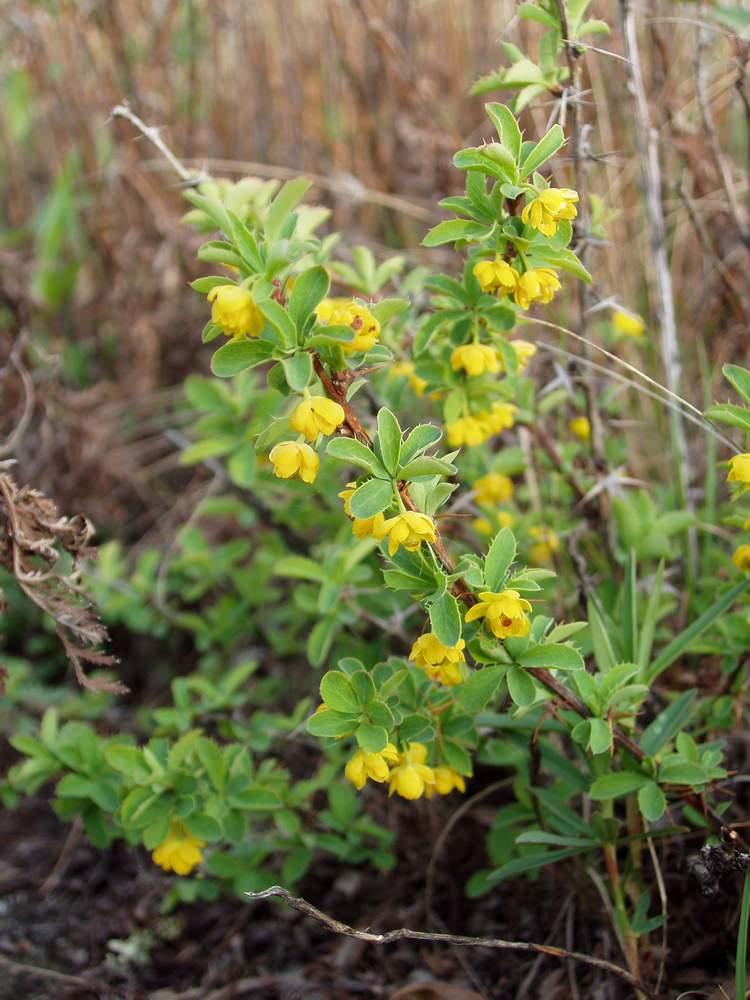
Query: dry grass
0,0,749,529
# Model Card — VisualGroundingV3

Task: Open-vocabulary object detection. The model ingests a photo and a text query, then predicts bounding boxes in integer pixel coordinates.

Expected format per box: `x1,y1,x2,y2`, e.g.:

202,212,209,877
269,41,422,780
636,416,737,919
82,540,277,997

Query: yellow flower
728,454,750,491
152,823,205,876
388,743,436,800
425,766,467,797
483,401,517,435
473,473,514,506
446,416,491,448
465,589,532,639
409,633,465,685
351,511,388,540
733,545,750,572
315,298,381,354
451,343,500,377
612,309,645,338
269,441,320,483
508,339,537,371
473,257,518,297
474,512,514,535
338,482,357,516
529,525,560,565
344,744,399,790
207,284,264,338
513,268,561,309
390,361,427,397
290,397,345,441
569,416,591,442
521,188,579,237
380,511,436,556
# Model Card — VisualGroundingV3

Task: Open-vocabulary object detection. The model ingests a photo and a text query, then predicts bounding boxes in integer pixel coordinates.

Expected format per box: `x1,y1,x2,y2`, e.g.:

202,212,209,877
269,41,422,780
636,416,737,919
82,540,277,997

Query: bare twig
0,953,104,994
246,885,657,998
111,102,202,186
619,1,695,566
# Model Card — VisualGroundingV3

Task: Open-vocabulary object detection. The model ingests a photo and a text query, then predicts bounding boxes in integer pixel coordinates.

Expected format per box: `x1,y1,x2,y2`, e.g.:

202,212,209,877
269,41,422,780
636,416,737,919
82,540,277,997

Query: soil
0,787,743,1000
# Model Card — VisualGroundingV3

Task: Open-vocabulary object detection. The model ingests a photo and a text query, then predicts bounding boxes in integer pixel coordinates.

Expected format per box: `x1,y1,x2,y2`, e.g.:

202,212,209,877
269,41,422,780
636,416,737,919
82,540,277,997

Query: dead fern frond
0,461,126,694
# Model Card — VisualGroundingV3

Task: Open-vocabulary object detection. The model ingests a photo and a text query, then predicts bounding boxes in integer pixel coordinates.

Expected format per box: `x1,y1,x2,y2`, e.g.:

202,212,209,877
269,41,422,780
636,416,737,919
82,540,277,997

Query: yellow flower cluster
612,309,645,338
727,454,750,493
152,823,205,876
409,632,466,686
345,743,399,789
473,472,513,506
473,511,514,535
446,402,517,448
529,525,560,565
207,284,264,338
315,298,381,354
390,361,427,397
569,416,591,442
290,396,345,441
506,339,537,372
450,343,500,377
343,741,465,800
465,588,531,639
269,441,320,483
733,545,750,572
521,187,579,237
472,257,561,310
338,489,436,556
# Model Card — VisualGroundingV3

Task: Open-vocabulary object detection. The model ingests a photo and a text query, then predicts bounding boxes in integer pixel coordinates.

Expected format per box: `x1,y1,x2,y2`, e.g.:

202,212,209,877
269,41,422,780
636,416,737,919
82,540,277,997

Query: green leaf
584,718,610,755
104,745,150,783
210,339,274,377
231,787,283,811
371,298,410,324
399,424,443,465
487,847,591,884
519,124,566,178
375,408,402,475
355,723,388,753
429,591,462,647
658,762,707,786
507,665,536,707
399,456,456,480
647,579,750,682
350,670,376,706
189,275,234,294
622,550,637,662
258,299,296,347
307,710,358,738
320,671,360,715
195,738,225,793
639,690,696,757
484,527,516,591
516,830,598,847
265,178,312,241
589,771,650,801
588,600,617,672
421,219,493,248
274,556,326,581
184,813,222,841
638,782,666,823
289,266,329,332
326,437,385,476
516,642,584,671
705,403,750,433
485,102,522,161
459,666,506,713
637,561,664,673
348,478,393,519
281,351,313,391
180,438,234,465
